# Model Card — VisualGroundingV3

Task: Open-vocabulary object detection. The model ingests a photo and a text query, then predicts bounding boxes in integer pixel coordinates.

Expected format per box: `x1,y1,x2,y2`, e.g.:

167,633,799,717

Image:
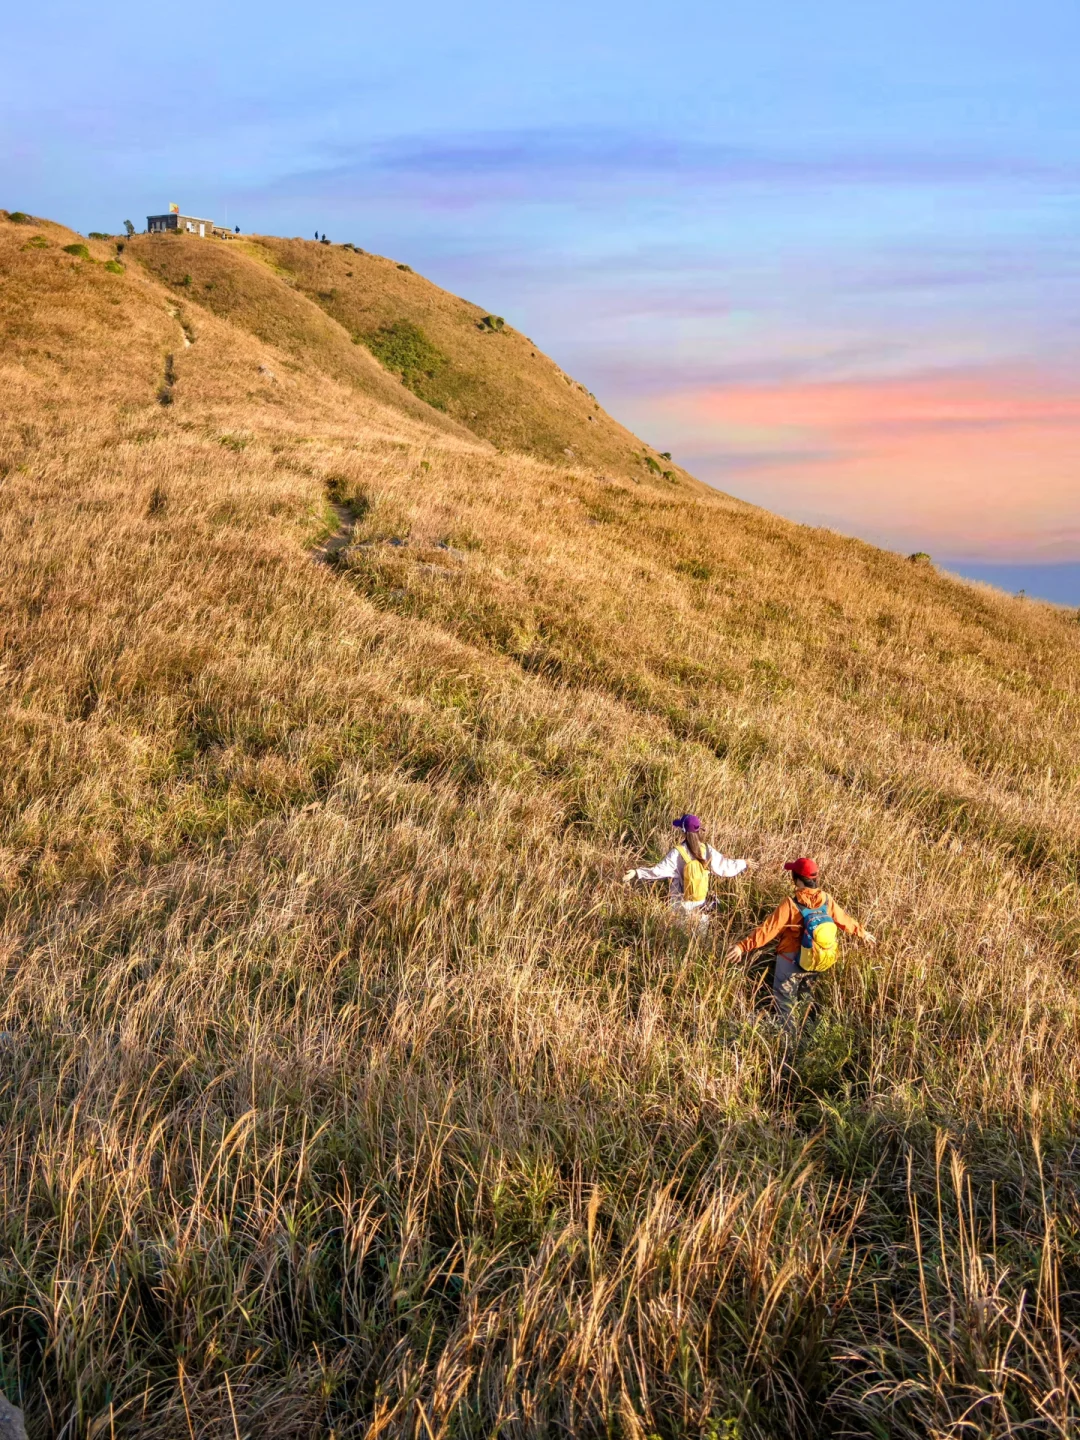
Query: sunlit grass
1,212,1078,1437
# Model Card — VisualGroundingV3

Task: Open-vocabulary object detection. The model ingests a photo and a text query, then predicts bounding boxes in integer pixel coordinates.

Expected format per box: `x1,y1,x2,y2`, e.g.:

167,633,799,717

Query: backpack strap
677,844,708,863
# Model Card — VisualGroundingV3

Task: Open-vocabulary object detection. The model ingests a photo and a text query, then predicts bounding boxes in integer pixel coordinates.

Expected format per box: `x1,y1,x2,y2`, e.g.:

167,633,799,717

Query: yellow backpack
677,845,710,903
797,898,840,972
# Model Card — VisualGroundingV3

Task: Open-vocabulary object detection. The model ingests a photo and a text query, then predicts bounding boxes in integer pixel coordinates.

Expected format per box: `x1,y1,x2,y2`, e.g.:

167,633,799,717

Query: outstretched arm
828,897,875,943
709,849,754,878
724,897,796,963
626,848,681,883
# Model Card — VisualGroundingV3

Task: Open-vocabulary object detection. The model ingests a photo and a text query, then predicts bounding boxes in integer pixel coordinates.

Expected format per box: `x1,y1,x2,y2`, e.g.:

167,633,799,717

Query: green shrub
23,236,48,250
88,231,112,241
103,260,124,274
909,551,932,563
478,315,505,332
397,262,413,272
676,557,713,581
123,220,135,237
643,455,662,474
8,211,31,224
361,320,448,392
63,243,91,260
660,451,672,460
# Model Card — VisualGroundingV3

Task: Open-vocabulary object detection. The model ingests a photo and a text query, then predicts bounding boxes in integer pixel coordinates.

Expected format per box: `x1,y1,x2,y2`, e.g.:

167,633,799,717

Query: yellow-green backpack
676,845,710,903
796,898,839,972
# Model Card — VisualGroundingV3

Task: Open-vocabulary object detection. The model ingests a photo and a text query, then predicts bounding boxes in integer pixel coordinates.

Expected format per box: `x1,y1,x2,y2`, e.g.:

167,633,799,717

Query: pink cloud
659,369,1080,560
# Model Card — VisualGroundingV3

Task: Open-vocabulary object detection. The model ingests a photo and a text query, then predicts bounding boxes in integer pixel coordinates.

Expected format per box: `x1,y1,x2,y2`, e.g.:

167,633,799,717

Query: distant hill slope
133,229,694,484
255,235,692,477
127,231,474,437
2,209,1080,1439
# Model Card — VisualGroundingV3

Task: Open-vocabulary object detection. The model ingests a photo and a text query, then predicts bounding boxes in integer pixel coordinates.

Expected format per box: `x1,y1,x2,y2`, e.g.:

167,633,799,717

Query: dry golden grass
134,228,688,482
1,211,1079,1438
125,233,473,438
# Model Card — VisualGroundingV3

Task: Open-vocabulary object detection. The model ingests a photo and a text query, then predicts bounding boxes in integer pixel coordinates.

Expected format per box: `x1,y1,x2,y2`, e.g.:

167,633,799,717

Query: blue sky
4,0,1078,602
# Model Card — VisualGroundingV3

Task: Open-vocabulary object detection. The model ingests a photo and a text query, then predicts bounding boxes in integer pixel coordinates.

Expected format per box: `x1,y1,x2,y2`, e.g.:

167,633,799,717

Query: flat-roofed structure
147,210,215,237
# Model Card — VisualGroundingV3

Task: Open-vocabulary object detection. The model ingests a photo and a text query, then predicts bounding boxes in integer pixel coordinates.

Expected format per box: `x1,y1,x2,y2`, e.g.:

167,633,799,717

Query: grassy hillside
2,209,1080,1439
133,228,692,482
125,231,474,437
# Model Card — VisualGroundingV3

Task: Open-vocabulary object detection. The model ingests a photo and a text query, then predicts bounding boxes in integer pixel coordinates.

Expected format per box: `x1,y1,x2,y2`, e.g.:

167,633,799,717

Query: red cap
784,857,819,881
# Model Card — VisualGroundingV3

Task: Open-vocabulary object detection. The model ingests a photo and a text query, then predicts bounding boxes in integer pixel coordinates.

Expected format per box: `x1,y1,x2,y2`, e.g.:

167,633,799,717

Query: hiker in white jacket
623,813,755,925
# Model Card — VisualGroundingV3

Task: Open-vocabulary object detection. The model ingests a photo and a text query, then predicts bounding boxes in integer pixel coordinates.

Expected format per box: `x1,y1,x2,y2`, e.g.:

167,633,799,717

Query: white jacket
634,844,748,908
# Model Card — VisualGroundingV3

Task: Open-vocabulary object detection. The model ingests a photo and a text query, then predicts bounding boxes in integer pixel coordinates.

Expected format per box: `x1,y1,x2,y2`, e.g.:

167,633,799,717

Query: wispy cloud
257,125,1080,207
685,370,1080,435
372,128,1080,186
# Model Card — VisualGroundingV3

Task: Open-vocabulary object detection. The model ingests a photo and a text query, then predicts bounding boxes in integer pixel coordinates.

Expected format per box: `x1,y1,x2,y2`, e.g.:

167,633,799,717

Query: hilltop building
147,206,215,237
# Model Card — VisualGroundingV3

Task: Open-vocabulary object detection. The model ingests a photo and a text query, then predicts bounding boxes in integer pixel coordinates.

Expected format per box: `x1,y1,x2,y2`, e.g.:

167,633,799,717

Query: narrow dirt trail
312,504,358,565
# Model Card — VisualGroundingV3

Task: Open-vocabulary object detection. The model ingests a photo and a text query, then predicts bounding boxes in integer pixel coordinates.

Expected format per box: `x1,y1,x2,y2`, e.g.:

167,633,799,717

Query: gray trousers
773,951,820,1030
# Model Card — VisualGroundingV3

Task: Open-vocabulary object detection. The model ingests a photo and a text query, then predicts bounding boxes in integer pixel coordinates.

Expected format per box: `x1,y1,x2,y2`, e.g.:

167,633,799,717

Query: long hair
680,827,707,862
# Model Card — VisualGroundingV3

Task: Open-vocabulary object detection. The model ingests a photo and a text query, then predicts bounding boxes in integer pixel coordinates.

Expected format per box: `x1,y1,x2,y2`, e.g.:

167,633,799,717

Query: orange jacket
736,887,865,957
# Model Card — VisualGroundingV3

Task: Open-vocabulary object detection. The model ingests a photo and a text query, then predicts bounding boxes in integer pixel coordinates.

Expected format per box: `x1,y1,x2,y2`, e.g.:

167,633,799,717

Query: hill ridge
129,227,705,487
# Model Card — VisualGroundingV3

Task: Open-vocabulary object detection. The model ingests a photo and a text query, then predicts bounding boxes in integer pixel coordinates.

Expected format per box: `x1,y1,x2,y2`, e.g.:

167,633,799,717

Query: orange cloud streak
664,369,1080,558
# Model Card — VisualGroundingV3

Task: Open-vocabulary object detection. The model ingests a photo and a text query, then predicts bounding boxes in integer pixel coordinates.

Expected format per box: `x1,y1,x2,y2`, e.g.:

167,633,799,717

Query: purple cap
672,814,701,832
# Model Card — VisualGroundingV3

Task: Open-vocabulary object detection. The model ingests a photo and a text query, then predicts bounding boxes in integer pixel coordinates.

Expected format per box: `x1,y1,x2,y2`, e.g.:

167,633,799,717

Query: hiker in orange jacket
725,856,875,1028
623,813,755,928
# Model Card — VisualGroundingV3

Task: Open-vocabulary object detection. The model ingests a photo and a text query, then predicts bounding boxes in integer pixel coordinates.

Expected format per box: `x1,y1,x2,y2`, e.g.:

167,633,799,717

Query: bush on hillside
361,320,449,394
397,263,413,272
676,557,713,580
88,231,112,240
23,236,49,250
63,243,91,260
7,211,31,224
123,220,135,236
103,260,124,274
